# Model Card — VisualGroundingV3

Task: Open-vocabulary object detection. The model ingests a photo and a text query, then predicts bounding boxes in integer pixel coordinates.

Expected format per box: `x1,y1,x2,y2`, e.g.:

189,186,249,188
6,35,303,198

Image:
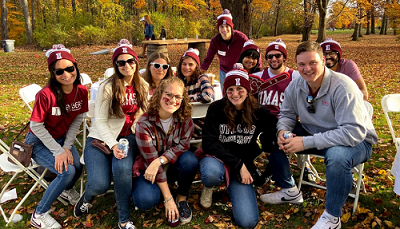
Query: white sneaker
260,186,303,204
200,186,213,208
60,188,80,205
312,211,341,229
31,210,62,229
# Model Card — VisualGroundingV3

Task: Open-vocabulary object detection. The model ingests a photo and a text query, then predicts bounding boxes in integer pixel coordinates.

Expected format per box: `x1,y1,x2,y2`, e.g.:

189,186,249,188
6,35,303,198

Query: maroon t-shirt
30,84,89,138
120,85,138,136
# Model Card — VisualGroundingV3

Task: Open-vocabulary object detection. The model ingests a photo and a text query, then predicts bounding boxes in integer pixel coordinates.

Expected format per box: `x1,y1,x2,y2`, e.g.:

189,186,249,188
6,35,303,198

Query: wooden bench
142,38,210,63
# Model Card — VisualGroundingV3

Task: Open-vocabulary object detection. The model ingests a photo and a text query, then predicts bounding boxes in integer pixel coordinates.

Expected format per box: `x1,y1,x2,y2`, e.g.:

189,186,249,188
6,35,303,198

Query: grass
1,30,400,228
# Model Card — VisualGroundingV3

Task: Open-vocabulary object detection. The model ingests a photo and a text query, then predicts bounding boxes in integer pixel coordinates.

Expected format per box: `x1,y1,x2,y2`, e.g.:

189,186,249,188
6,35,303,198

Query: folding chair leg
352,163,364,215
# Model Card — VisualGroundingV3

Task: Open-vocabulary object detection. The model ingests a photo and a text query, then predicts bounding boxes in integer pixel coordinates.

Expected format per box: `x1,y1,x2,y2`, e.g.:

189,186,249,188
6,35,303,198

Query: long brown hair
144,15,153,25
176,56,202,86
224,94,260,131
148,77,192,122
104,57,147,118
143,52,173,90
48,61,82,116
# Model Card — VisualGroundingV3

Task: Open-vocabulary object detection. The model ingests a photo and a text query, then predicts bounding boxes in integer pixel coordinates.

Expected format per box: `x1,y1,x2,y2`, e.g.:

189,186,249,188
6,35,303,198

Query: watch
159,157,165,165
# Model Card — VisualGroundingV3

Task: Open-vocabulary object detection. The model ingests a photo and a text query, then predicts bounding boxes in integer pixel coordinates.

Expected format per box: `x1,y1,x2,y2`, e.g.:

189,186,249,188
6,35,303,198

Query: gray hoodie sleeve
62,113,84,149
30,121,65,156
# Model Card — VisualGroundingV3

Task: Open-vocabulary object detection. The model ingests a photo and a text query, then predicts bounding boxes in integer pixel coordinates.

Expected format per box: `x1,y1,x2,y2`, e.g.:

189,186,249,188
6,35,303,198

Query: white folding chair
381,94,400,149
0,140,67,226
19,84,42,112
297,101,373,215
190,102,210,144
80,73,92,86
104,68,115,79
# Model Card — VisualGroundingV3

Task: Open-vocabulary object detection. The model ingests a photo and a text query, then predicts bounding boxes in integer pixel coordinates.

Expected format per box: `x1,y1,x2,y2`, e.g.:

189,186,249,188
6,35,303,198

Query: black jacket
202,98,278,172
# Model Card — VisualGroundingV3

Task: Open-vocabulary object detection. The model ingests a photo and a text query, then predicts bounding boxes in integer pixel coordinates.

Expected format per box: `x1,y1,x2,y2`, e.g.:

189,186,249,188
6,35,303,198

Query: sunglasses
163,91,183,101
151,62,169,70
266,53,283,59
53,66,75,76
323,51,338,57
306,95,316,113
116,58,136,67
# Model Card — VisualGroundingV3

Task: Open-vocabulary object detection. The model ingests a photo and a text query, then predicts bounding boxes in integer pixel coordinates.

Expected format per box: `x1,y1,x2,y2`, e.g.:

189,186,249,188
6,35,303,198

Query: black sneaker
177,200,192,224
74,192,92,217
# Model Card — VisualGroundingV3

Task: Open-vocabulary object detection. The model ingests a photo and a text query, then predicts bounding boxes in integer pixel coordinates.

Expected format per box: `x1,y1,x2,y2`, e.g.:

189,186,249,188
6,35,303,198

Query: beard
269,62,283,70
325,58,338,68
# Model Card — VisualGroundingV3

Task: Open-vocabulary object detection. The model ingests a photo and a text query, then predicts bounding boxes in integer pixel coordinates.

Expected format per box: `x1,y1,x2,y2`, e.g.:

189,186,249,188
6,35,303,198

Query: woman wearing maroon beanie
27,44,88,229
74,39,148,229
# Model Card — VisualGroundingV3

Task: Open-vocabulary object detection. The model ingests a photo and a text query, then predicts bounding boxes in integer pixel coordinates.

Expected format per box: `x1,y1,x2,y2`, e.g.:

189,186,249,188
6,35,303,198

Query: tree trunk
365,10,370,35
301,0,316,41
72,0,76,12
31,0,35,31
274,0,281,36
1,0,8,40
380,14,386,35
371,8,375,34
18,0,33,44
256,12,265,39
56,0,60,23
352,23,359,41
219,0,253,38
358,22,362,37
316,0,329,42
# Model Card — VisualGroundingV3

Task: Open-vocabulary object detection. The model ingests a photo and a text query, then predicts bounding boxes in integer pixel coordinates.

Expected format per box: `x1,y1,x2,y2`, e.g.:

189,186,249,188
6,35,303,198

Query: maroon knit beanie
181,48,200,66
223,63,251,96
46,44,76,70
216,9,234,30
112,39,138,64
320,38,342,59
265,38,288,59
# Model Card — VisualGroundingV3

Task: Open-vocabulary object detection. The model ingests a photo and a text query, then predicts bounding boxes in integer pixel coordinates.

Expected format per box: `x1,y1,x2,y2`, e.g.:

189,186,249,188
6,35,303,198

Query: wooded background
0,0,400,48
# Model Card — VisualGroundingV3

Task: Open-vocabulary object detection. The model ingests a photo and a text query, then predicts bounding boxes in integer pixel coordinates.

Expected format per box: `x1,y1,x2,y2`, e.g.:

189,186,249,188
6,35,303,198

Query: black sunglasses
150,62,169,70
53,66,75,76
116,58,136,67
306,95,315,113
266,53,283,59
323,51,338,57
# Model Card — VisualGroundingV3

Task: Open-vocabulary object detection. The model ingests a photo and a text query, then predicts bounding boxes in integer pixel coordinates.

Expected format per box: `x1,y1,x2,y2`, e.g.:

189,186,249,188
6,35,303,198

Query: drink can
282,131,293,139
118,138,129,158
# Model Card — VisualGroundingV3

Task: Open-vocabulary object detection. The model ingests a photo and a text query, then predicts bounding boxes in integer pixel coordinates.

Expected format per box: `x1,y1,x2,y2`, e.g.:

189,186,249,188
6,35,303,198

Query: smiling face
266,50,285,71
159,82,184,119
219,24,232,41
54,59,76,91
150,58,168,87
180,57,197,79
117,54,136,80
296,51,325,87
226,85,248,110
323,51,339,69
242,56,258,73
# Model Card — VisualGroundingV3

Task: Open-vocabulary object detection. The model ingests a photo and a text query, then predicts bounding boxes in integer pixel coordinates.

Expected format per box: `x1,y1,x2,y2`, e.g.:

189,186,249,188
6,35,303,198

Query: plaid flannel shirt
134,113,194,182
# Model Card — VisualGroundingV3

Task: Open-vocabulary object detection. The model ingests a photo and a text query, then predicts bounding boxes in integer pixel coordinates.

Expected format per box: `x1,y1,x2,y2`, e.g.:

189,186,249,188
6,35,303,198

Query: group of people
25,8,377,229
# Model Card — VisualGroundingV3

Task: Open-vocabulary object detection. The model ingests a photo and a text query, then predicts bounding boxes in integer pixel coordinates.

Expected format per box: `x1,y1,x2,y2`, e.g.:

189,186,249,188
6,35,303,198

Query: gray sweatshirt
277,67,378,150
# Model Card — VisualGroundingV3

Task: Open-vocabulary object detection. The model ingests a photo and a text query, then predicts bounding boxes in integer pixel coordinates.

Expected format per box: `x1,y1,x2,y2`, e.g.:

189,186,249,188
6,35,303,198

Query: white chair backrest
19,84,42,112
104,68,115,79
191,102,210,119
80,73,92,86
381,94,400,149
87,100,96,118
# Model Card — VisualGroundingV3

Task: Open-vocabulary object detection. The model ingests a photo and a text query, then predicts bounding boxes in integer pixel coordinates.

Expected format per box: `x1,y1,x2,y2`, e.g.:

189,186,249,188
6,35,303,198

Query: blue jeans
84,134,136,224
132,151,198,210
267,124,372,217
199,157,259,228
26,132,82,214
219,69,227,87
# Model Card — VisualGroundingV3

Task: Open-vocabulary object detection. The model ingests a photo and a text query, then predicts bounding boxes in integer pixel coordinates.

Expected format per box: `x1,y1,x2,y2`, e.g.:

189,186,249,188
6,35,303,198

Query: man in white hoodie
260,41,378,229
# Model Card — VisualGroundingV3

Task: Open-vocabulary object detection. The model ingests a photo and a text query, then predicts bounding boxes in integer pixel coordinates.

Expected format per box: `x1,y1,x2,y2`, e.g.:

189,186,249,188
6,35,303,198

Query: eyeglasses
116,58,136,67
163,91,183,101
306,95,315,113
266,53,283,59
53,66,75,76
323,51,338,57
151,62,169,70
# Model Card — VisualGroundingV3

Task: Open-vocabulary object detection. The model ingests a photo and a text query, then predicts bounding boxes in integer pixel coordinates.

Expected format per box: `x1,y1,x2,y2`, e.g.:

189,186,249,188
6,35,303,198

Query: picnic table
141,38,210,63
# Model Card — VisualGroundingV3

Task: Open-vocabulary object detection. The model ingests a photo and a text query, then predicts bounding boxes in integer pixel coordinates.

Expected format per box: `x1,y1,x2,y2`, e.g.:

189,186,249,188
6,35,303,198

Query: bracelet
163,196,173,203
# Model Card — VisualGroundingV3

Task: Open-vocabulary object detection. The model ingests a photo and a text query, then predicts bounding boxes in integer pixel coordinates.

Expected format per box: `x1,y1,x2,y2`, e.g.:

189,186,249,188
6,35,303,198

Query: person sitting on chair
26,44,88,229
74,39,148,229
260,41,378,229
143,52,174,95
